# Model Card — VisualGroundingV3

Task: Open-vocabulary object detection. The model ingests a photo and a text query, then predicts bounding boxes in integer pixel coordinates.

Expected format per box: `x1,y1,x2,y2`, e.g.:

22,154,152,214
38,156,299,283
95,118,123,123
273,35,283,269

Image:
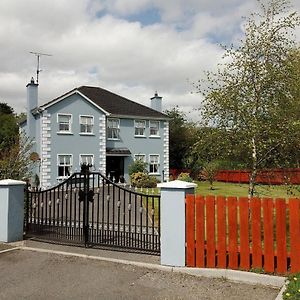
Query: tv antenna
29,51,52,84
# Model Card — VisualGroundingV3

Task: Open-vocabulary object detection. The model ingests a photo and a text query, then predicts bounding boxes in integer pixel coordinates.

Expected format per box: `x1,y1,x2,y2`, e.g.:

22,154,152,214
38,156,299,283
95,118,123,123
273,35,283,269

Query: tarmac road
0,248,279,300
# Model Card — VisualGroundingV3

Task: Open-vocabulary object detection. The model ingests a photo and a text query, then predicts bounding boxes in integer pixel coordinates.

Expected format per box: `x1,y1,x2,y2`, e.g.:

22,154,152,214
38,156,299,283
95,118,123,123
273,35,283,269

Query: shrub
283,273,300,300
128,160,148,176
177,172,193,182
130,172,158,188
201,161,221,190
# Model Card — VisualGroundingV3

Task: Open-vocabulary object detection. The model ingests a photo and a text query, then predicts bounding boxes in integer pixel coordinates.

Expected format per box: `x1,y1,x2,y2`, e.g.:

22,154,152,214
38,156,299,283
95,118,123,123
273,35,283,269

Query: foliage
197,0,300,197
130,172,158,188
201,161,222,189
177,172,193,182
0,133,33,181
0,103,14,115
128,159,148,176
165,106,197,169
283,274,300,299
0,103,18,153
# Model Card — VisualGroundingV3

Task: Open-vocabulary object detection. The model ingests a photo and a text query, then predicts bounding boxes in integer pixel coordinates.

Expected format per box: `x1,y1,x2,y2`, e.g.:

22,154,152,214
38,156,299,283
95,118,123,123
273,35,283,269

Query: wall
46,93,105,186
107,118,167,181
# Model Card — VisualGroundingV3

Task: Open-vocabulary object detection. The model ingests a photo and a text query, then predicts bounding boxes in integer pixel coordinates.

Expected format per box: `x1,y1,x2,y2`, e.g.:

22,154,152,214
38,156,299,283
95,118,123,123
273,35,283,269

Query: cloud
0,0,299,121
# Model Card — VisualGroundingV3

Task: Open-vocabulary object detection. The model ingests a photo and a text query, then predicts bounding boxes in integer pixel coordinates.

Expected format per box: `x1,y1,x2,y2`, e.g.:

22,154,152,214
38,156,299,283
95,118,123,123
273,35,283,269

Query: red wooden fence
186,194,300,274
170,168,300,185
215,168,300,185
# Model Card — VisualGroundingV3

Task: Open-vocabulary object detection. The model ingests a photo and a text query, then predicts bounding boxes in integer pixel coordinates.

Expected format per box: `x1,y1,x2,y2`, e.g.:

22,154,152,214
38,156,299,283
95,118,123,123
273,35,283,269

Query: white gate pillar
0,179,26,242
158,180,197,267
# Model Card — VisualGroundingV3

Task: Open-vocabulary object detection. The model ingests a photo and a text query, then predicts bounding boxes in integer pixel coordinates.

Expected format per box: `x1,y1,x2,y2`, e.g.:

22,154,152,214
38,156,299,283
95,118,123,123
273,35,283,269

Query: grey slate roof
39,86,168,119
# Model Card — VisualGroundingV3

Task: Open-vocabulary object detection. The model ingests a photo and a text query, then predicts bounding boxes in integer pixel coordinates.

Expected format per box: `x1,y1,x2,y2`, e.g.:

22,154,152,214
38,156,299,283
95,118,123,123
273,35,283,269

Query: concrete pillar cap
0,179,27,186
158,180,197,189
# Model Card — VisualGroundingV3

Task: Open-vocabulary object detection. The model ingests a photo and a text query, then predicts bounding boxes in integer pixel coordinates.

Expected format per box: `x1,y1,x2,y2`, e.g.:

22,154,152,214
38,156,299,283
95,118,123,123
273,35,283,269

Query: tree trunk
249,137,258,199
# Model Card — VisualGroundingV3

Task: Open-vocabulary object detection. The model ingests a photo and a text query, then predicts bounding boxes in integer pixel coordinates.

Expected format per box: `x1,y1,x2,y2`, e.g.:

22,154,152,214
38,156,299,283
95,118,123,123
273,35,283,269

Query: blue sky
0,0,299,119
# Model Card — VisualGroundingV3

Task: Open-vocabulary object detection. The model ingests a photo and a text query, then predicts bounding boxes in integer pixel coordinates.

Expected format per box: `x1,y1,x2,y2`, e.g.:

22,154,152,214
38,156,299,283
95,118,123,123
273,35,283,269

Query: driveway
0,248,279,300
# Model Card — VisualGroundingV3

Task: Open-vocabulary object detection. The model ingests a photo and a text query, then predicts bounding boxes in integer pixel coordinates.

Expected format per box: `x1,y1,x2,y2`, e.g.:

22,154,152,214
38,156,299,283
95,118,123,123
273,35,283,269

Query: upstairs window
135,120,146,136
107,118,120,139
80,115,94,134
80,154,94,167
150,121,160,136
57,114,72,133
58,154,72,178
149,154,159,174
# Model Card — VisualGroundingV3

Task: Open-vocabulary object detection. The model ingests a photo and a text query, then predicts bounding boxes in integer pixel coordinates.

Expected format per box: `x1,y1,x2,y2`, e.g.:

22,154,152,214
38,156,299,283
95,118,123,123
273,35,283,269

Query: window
58,155,72,177
57,114,72,133
80,115,94,134
107,119,120,139
149,155,159,174
80,154,94,166
150,121,160,136
135,120,146,136
134,154,146,162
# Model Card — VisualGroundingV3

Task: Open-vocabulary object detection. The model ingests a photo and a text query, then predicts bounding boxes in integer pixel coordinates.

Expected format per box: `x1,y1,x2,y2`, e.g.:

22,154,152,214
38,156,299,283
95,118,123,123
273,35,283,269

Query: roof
39,86,168,119
106,147,131,156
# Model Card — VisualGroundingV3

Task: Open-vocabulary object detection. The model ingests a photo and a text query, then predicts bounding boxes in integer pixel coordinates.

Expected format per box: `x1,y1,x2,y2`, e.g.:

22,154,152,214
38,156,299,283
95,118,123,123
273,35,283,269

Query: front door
106,156,124,182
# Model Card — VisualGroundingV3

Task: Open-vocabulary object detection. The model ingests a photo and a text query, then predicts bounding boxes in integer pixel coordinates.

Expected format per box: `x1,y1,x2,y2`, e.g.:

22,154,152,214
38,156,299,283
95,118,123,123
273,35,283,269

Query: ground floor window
80,154,94,167
58,154,72,177
149,154,159,174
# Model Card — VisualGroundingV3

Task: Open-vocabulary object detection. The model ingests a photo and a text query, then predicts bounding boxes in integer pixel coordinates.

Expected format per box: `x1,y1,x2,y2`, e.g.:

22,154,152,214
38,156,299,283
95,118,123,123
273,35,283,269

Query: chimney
150,91,162,112
26,77,38,139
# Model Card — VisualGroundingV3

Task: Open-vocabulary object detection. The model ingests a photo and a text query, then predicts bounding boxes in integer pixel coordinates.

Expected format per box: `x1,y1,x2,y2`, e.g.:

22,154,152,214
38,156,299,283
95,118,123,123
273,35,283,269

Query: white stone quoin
158,180,197,267
0,179,26,242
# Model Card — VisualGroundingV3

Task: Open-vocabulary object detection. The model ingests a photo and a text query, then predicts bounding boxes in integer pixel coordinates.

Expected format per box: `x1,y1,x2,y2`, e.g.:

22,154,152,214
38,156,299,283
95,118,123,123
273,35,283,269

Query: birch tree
198,0,300,197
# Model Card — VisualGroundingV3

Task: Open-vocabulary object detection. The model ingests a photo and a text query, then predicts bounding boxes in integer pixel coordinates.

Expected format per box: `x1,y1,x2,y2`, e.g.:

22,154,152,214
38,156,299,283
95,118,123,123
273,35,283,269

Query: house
20,78,169,188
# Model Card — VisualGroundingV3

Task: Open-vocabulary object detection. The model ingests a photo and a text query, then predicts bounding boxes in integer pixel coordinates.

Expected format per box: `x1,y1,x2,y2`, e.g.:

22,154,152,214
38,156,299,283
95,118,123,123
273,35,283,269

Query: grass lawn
196,181,300,198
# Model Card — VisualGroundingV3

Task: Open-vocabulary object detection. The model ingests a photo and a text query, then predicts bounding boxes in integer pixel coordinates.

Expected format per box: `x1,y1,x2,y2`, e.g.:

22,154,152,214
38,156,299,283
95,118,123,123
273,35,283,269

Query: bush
177,172,193,182
130,172,158,188
128,160,148,176
283,273,300,299
201,160,221,190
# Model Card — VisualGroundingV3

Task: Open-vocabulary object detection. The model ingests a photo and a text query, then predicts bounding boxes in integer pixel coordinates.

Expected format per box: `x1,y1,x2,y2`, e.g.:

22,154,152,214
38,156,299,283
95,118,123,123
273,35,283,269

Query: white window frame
57,113,72,134
134,120,146,137
57,154,73,179
79,115,94,135
134,154,146,162
79,154,94,167
149,154,160,175
107,118,120,140
149,120,160,137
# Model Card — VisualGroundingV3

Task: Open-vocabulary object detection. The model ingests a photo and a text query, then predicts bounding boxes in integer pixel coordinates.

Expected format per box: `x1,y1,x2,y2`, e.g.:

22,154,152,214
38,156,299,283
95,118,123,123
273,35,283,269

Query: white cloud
0,0,299,121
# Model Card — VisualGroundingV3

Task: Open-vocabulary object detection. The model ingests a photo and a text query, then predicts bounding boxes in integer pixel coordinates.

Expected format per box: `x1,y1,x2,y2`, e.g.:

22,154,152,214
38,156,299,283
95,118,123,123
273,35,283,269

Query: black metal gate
25,167,160,254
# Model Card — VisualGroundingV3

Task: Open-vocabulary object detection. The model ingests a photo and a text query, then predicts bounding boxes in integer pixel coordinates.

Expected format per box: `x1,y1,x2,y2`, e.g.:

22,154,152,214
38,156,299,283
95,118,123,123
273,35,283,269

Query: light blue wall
47,93,105,186
107,118,166,180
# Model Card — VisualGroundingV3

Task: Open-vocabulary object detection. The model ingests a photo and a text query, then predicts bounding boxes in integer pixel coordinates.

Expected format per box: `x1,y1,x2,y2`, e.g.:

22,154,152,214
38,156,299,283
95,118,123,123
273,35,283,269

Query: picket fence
186,194,300,274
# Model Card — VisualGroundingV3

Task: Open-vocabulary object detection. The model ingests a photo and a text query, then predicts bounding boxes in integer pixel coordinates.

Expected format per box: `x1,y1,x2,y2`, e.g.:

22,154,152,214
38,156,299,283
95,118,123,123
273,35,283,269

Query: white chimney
26,77,38,140
150,91,162,112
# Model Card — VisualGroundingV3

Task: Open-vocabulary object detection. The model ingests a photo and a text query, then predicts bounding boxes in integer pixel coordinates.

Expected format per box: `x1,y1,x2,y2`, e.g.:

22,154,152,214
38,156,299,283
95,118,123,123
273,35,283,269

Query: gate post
158,180,197,267
0,179,26,242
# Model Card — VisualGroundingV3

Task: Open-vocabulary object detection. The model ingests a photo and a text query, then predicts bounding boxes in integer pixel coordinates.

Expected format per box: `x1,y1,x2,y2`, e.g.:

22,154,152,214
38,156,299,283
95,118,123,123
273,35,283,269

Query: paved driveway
0,248,279,300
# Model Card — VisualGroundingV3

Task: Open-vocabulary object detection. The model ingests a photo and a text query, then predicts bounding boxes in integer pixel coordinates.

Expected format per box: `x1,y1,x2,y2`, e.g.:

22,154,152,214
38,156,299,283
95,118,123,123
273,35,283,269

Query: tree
165,106,197,169
0,103,33,181
197,0,300,197
0,133,33,181
0,103,18,153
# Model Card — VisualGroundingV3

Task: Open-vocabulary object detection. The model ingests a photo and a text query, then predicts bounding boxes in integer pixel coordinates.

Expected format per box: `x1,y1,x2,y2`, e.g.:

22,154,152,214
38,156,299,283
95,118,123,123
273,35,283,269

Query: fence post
158,180,197,267
0,179,26,243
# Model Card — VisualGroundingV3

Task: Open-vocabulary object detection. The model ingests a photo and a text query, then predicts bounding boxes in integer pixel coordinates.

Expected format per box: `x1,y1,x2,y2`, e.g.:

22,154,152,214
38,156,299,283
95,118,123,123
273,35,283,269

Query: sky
0,0,299,120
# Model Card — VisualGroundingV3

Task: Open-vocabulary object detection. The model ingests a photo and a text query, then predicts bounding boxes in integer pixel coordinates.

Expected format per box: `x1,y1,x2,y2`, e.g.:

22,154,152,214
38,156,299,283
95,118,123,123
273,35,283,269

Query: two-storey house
20,78,169,188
